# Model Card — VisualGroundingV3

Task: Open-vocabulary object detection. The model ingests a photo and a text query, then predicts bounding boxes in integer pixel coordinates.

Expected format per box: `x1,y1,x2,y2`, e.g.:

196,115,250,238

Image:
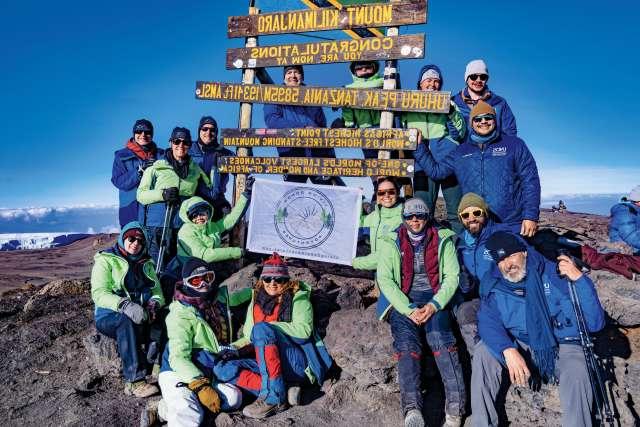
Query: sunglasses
468,74,488,82
189,210,210,219
403,213,428,221
472,115,495,123
172,139,192,146
200,127,217,133
376,189,397,197
125,236,145,244
187,272,215,288
135,130,152,136
262,276,289,285
459,209,485,220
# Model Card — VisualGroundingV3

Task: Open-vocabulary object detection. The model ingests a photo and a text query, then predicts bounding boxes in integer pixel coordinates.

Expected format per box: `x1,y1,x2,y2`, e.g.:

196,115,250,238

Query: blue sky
1,0,638,208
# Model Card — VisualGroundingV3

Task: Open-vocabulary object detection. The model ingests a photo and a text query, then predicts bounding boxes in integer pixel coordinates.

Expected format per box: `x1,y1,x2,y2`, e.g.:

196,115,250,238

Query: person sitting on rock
352,176,404,270
472,231,605,427
91,221,165,398
213,253,333,419
158,258,251,426
609,185,640,254
376,198,466,427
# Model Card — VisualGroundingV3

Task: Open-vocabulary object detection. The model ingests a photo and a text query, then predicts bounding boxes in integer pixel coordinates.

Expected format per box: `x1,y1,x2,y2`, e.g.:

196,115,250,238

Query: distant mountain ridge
540,193,623,216
0,233,92,251
0,205,118,234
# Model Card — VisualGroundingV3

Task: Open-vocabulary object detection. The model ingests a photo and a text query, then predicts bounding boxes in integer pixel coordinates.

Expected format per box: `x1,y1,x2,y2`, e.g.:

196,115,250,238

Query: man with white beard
471,231,605,427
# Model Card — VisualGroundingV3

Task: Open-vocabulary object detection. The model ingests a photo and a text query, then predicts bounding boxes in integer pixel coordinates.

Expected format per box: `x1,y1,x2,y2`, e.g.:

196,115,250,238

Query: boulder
591,271,640,326
82,330,121,377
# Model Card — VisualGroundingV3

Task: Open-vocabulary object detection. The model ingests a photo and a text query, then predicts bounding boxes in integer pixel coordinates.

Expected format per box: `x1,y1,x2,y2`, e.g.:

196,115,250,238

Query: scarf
165,150,190,179
460,87,492,106
255,287,294,323
398,225,440,294
407,228,426,246
470,127,499,145
495,252,558,380
126,138,157,161
174,284,229,344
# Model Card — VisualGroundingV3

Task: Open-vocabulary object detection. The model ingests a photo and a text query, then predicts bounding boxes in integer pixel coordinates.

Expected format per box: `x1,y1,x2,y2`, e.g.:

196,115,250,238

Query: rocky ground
0,208,639,426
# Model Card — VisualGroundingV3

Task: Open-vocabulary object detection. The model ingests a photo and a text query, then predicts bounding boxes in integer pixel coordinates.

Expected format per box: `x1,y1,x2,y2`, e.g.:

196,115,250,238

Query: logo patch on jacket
492,147,507,156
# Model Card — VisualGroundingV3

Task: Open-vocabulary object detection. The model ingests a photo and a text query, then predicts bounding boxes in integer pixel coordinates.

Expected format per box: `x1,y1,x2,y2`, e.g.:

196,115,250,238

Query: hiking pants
471,341,592,427
214,322,308,405
388,308,466,416
413,171,462,233
451,298,480,356
95,307,147,382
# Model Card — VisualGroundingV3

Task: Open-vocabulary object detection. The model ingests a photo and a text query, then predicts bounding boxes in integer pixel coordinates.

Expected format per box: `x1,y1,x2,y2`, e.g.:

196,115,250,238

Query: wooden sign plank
227,0,427,38
195,82,450,113
300,0,385,39
226,34,425,69
217,156,415,178
221,127,419,150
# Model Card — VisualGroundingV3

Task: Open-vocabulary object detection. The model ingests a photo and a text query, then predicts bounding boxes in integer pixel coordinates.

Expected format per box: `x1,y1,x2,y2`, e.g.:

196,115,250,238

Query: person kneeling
91,222,165,398
472,231,605,427
158,258,252,426
213,253,333,419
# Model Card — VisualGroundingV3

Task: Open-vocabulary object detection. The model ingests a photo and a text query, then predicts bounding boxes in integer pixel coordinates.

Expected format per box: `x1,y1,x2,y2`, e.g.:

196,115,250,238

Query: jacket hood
179,196,213,226
416,64,444,89
117,221,150,257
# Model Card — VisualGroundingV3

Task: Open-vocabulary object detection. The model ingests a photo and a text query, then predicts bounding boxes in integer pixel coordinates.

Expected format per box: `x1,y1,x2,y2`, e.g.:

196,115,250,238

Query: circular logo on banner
274,187,335,250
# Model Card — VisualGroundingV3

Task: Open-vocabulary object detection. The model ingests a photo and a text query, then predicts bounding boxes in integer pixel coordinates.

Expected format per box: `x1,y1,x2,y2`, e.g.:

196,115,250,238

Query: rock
83,330,122,377
336,285,363,310
74,368,103,396
214,412,234,427
591,271,640,326
221,263,259,293
21,279,90,319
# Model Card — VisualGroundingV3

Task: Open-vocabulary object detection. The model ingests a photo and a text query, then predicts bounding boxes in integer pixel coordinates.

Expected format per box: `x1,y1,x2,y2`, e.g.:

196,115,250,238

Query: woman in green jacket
213,253,333,419
158,258,252,426
91,221,165,398
352,176,404,270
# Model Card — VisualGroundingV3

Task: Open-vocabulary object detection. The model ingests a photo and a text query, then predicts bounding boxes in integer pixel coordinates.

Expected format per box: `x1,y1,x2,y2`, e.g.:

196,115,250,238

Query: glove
146,299,160,322
118,298,147,324
162,187,180,203
217,345,239,361
242,175,255,199
187,378,221,413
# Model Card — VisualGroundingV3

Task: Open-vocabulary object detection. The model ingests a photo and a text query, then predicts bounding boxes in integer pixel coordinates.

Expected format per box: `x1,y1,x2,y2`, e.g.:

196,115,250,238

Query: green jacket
352,203,404,270
165,286,253,382
90,251,165,312
137,159,210,205
400,103,465,141
177,195,248,263
376,227,460,320
342,73,384,128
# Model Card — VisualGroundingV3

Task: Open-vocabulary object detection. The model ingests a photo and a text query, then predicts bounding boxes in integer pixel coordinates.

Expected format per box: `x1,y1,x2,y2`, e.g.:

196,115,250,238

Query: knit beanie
132,119,153,136
170,127,192,142
350,60,379,76
421,68,441,82
182,257,214,281
283,65,304,80
486,231,527,263
187,201,212,221
469,100,496,125
457,192,489,215
198,116,218,132
403,198,430,217
629,185,640,202
260,252,289,279
464,59,489,81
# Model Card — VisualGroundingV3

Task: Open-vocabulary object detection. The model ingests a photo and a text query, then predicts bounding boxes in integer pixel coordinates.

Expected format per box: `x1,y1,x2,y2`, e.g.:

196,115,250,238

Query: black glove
217,345,239,361
162,187,180,203
242,175,255,199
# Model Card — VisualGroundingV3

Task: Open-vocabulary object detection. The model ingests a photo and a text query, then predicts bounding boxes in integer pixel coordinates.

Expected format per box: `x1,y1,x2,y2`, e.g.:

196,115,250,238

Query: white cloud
539,167,637,197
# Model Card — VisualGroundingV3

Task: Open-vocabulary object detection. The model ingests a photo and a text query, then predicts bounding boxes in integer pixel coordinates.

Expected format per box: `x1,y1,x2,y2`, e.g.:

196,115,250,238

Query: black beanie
485,231,527,263
198,116,218,132
170,127,192,142
349,60,379,75
182,257,213,281
133,119,153,136
283,65,304,80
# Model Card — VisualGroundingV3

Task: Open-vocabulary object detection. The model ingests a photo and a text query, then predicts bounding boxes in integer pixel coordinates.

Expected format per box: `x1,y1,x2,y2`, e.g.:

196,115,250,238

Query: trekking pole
155,203,175,275
566,278,615,426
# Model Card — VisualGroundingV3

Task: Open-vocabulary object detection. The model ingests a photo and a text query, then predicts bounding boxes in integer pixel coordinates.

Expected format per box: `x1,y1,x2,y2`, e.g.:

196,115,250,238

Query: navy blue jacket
452,87,517,142
264,102,327,156
609,201,640,253
189,142,234,202
111,143,164,227
414,133,541,225
477,250,605,362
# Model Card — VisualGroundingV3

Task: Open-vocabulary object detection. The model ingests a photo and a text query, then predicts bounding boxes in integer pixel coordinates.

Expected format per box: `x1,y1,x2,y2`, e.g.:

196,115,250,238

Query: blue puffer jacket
456,219,519,295
477,250,605,363
452,87,517,142
189,142,235,202
609,201,640,253
414,133,540,225
111,141,164,227
264,102,327,156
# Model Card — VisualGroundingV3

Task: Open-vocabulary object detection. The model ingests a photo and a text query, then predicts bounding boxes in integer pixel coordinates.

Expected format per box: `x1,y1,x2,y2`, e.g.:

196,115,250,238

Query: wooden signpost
300,0,386,39
218,156,415,178
196,81,450,113
227,34,425,69
227,0,426,38
221,127,419,150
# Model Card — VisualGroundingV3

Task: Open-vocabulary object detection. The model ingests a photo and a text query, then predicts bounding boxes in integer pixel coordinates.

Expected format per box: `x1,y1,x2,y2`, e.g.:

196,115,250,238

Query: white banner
247,179,362,265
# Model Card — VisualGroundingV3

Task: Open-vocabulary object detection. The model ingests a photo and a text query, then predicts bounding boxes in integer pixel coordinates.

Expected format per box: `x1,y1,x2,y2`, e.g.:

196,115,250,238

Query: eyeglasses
472,115,495,123
402,213,428,221
468,74,488,82
262,277,289,285
187,272,215,288
126,236,145,244
135,130,152,136
376,189,397,197
200,127,217,133
459,209,486,220
172,139,192,146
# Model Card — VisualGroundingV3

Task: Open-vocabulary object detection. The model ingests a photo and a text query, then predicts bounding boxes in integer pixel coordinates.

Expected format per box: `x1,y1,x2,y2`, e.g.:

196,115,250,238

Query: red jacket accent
126,138,156,161
399,225,440,294
253,301,281,323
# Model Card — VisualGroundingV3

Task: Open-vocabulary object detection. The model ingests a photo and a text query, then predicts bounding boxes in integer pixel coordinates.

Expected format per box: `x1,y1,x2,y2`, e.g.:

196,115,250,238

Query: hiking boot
404,409,424,427
124,380,159,398
287,386,302,406
442,414,462,427
242,398,288,419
